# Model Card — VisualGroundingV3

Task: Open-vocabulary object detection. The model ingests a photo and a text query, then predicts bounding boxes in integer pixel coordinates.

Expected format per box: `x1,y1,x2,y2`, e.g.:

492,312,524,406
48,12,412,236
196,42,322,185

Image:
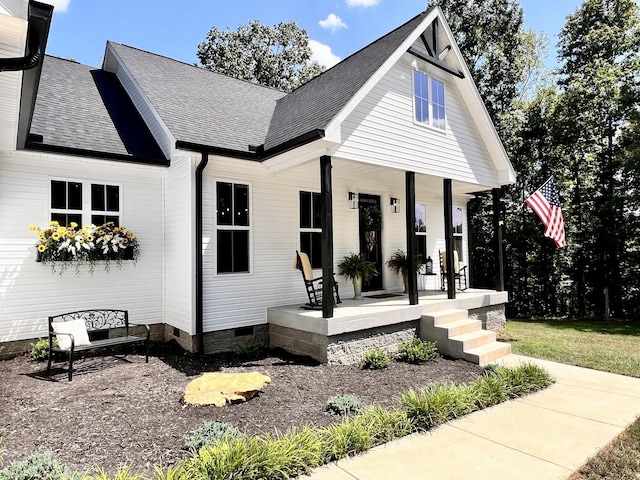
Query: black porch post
320,155,334,318
443,179,455,299
405,172,418,305
492,187,505,291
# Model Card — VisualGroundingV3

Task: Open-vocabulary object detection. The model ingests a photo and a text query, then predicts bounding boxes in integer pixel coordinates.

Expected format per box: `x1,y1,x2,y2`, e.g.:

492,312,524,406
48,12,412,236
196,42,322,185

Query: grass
500,318,640,480
499,319,640,377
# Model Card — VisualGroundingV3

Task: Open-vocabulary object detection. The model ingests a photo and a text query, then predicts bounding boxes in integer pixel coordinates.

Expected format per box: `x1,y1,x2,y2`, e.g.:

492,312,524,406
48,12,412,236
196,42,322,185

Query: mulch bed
0,342,482,476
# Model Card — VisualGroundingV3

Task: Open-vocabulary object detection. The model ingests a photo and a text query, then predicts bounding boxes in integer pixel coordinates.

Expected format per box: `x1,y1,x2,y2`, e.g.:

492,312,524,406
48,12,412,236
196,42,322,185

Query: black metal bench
46,309,149,381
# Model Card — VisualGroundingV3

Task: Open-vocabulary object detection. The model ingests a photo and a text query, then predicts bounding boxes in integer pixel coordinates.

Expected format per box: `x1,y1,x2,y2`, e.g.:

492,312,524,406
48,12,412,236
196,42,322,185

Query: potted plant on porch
338,253,378,300
386,249,424,293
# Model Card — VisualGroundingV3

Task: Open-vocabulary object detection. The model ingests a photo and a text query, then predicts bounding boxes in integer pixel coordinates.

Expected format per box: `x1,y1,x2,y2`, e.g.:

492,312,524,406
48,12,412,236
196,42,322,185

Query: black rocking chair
293,251,341,309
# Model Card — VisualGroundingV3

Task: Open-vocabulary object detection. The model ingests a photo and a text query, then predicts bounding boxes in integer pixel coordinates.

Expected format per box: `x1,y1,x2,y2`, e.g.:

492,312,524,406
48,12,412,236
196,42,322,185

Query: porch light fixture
390,197,400,213
348,192,359,209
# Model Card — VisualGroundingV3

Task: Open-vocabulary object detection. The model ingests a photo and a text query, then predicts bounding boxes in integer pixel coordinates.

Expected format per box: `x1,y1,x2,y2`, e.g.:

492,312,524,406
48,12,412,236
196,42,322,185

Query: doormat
367,293,403,299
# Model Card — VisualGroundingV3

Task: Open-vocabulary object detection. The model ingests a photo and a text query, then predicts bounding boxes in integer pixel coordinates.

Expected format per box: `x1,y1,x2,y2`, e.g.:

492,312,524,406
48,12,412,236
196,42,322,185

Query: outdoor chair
293,251,341,309
439,250,468,291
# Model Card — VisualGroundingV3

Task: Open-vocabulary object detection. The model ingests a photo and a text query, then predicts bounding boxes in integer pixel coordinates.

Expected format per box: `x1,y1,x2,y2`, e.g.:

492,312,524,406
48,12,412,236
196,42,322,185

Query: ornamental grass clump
397,338,439,364
30,221,140,273
401,382,477,430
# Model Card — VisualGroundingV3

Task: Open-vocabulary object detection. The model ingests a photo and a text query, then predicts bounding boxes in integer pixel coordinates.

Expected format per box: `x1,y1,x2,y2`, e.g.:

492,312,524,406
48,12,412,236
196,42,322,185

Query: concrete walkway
304,355,640,480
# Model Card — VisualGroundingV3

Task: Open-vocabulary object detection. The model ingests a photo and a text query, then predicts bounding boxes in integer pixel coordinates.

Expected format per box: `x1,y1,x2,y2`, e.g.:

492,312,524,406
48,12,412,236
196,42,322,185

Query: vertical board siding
333,58,499,188
200,157,467,332
163,153,195,334
0,151,165,342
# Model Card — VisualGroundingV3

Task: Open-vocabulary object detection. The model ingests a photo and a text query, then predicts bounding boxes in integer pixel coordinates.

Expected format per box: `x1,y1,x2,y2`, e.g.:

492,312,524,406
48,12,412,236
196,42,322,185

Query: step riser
449,332,496,353
465,344,512,366
423,309,469,326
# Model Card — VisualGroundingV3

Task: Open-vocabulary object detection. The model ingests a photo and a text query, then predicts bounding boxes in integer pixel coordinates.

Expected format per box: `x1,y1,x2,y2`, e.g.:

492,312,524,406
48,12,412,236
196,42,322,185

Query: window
50,180,121,227
413,70,446,130
300,191,322,269
216,181,250,274
415,203,427,261
453,206,463,261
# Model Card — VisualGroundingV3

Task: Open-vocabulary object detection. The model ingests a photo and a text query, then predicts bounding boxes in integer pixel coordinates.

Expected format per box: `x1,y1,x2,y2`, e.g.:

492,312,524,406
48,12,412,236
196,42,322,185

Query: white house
0,1,515,362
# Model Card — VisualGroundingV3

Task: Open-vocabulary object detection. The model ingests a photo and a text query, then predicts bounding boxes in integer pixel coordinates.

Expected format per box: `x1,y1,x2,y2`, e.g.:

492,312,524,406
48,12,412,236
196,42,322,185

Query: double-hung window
453,206,463,261
216,181,250,274
413,70,446,130
50,179,121,227
299,191,322,269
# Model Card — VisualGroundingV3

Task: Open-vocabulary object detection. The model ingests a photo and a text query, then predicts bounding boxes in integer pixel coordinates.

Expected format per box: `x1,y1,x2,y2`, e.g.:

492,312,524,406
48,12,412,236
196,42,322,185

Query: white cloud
319,13,348,32
309,40,341,68
346,0,380,7
41,0,70,12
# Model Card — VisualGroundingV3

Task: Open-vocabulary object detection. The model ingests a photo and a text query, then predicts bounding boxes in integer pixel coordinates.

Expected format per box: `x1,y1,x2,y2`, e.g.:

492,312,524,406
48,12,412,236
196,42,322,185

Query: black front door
359,194,383,291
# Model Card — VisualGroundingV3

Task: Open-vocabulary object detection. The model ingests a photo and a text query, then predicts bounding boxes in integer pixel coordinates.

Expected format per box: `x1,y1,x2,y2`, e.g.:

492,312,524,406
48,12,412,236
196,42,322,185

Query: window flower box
31,221,140,274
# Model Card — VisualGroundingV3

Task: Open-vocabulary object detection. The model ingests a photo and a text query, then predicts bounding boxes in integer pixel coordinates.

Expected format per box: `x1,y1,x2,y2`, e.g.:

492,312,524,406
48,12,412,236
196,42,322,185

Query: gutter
0,1,52,72
195,151,209,354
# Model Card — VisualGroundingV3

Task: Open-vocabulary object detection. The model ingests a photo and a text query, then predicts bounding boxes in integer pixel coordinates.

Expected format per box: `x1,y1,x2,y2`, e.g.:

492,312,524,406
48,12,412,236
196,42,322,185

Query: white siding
200,157,468,332
0,13,27,151
164,152,195,334
332,57,499,189
0,150,165,342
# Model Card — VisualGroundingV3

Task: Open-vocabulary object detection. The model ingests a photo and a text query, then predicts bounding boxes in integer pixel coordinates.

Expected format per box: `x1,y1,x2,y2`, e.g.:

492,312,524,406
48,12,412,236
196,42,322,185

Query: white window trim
299,190,322,271
49,177,123,227
453,205,464,262
412,68,447,132
213,179,253,276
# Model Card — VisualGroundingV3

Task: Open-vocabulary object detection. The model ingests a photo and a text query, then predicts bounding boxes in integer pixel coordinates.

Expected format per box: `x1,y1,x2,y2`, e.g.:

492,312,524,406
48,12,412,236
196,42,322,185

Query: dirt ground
0,342,482,476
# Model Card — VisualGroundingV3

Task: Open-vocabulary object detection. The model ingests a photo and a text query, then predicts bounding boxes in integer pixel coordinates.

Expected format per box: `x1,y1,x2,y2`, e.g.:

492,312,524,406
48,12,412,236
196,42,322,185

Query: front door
359,194,383,291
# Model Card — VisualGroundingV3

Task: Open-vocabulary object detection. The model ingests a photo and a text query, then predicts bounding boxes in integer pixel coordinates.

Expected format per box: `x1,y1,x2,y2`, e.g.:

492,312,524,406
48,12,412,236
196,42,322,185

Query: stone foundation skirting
202,324,269,355
468,304,506,333
270,321,419,365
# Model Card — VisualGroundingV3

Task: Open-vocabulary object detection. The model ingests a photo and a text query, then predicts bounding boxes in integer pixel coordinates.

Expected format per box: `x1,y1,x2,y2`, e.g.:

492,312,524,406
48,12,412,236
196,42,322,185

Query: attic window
413,70,446,130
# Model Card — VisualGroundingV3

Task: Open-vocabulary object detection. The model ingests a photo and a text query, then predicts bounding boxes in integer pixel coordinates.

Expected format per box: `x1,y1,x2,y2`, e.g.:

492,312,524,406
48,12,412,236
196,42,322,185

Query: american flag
525,177,566,248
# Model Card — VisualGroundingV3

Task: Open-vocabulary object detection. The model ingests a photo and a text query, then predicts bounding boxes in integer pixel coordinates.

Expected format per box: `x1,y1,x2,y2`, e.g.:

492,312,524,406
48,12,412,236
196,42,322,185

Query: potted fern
338,253,378,300
386,249,424,293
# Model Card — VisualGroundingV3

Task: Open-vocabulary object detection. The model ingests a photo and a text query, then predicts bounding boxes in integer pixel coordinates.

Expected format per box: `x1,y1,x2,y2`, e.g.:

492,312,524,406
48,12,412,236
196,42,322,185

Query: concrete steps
420,309,511,366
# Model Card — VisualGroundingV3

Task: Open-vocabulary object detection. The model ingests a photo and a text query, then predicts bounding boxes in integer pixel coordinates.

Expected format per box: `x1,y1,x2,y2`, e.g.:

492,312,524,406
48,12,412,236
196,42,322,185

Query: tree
197,20,325,92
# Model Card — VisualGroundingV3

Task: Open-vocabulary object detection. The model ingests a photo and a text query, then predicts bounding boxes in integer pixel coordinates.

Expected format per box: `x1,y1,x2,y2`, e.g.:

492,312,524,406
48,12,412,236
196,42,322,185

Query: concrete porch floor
267,289,509,363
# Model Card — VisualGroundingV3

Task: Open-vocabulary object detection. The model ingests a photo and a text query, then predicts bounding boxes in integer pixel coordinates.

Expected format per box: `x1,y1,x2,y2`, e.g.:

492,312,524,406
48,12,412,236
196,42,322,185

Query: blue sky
41,0,586,70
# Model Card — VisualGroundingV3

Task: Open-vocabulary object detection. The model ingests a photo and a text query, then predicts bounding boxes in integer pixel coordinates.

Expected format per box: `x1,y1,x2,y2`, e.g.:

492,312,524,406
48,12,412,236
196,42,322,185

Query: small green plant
397,338,439,364
359,348,391,370
326,394,365,416
185,421,244,451
235,340,265,359
30,338,57,362
401,382,477,430
0,452,69,480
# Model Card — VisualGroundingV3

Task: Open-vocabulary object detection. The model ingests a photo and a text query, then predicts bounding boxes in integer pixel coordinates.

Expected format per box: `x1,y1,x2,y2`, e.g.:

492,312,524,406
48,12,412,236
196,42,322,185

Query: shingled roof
107,42,287,155
263,9,431,152
28,55,167,164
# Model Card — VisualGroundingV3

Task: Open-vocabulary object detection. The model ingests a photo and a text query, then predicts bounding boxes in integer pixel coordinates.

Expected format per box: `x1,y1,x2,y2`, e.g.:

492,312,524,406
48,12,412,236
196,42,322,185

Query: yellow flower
51,232,60,241
38,232,46,241
83,225,91,232
28,224,36,232
70,222,78,228
37,244,46,252
86,235,94,242
48,220,59,227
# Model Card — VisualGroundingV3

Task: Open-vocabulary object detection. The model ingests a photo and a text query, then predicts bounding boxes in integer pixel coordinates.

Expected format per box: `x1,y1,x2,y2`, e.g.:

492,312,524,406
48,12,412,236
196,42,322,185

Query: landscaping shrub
0,452,69,480
185,421,244,451
396,338,439,363
325,394,365,416
30,338,57,362
483,363,555,398
401,382,477,430
359,348,391,369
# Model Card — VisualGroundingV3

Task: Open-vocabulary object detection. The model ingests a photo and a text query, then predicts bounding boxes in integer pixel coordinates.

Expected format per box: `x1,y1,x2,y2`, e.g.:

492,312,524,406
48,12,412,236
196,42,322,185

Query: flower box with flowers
31,221,140,274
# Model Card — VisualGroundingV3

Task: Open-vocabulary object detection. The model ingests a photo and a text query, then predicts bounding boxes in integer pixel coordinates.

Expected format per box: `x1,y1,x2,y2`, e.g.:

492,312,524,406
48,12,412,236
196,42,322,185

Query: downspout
195,151,209,354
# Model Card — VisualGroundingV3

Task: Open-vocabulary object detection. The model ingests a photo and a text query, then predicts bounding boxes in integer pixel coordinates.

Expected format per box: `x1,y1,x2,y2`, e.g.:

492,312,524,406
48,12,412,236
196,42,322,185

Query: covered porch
268,288,510,365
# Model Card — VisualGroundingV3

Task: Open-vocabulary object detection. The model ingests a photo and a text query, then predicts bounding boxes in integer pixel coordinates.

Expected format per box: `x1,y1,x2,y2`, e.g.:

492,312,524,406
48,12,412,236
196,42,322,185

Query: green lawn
499,319,640,377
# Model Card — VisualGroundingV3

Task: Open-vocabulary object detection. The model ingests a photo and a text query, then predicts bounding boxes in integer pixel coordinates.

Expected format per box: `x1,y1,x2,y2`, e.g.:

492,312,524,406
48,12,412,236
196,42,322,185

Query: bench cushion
52,319,92,350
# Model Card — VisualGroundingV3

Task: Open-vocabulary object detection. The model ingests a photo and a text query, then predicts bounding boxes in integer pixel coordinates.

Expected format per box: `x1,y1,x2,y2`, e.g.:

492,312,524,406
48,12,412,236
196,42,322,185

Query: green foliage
185,421,244,452
385,250,424,277
325,394,365,416
0,452,69,480
401,382,477,430
235,340,265,359
30,338,57,362
359,348,391,370
337,253,378,282
197,20,325,92
396,338,439,364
